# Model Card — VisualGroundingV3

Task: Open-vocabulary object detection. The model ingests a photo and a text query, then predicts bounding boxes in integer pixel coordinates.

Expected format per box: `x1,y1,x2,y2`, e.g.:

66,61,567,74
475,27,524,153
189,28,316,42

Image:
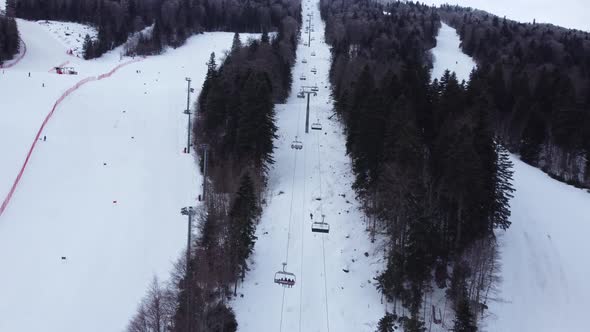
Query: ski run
1,0,590,331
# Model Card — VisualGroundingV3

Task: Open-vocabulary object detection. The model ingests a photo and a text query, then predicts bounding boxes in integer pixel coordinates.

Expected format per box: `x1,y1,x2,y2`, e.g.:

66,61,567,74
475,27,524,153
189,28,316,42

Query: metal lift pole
305,92,311,133
185,77,192,153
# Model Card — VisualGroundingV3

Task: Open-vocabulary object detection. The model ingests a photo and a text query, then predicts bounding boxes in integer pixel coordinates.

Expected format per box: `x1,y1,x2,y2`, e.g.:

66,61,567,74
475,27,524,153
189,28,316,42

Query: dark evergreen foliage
0,14,19,65
163,5,301,331
376,312,398,332
15,0,300,58
439,6,590,188
321,0,514,326
453,288,478,332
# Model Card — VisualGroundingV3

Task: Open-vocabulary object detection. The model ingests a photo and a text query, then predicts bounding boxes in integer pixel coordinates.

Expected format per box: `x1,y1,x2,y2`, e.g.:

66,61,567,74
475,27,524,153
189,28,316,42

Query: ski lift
311,52,316,56
311,121,322,131
297,91,305,98
291,137,303,150
274,263,296,287
311,67,317,74
312,216,330,233
302,58,307,64
311,86,319,92
300,74,306,81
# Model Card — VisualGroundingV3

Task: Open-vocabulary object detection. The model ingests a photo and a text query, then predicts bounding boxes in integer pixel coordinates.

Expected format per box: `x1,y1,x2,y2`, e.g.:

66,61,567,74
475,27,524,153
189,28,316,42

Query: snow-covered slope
424,0,590,32
431,21,590,332
38,20,98,58
0,18,257,331
430,22,476,82
232,1,386,331
487,158,590,332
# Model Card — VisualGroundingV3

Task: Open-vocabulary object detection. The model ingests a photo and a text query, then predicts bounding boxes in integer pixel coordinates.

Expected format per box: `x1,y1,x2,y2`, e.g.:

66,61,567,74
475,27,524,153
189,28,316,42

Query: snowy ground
430,23,476,83
431,22,590,332
232,0,387,331
37,20,98,58
424,0,590,32
0,18,257,332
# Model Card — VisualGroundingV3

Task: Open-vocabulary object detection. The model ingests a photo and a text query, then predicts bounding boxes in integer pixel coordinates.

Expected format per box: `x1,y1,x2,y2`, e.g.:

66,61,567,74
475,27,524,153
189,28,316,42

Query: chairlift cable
298,124,307,332
322,236,331,332
279,288,287,332
315,75,331,332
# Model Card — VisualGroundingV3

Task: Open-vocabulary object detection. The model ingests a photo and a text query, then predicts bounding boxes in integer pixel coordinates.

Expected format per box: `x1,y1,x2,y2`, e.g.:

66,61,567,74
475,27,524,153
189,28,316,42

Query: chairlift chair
291,137,303,150
300,74,306,81
311,86,319,92
311,67,317,74
311,52,316,56
302,58,307,63
311,121,322,131
297,91,305,98
312,216,330,233
274,263,296,287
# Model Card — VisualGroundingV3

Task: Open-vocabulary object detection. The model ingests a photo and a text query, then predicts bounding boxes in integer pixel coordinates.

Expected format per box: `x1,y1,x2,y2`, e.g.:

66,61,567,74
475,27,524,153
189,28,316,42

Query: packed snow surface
430,22,477,83
424,0,590,32
232,0,387,331
432,22,590,332
0,18,257,332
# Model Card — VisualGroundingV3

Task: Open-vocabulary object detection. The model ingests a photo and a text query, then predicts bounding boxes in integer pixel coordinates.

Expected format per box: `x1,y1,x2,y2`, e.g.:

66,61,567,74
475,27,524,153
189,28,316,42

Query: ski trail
0,57,144,217
232,1,385,330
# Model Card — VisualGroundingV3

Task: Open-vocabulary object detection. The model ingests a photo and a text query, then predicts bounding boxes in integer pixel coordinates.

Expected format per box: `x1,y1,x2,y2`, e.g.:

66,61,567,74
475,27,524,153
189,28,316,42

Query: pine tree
6,0,16,17
228,173,259,291
376,312,397,332
82,34,94,60
198,52,217,113
261,29,270,44
236,71,277,170
453,289,478,332
231,32,242,54
490,142,514,230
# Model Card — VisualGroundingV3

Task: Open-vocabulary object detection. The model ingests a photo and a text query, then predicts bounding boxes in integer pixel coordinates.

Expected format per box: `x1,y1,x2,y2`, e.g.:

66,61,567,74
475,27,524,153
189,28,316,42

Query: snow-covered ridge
424,0,589,32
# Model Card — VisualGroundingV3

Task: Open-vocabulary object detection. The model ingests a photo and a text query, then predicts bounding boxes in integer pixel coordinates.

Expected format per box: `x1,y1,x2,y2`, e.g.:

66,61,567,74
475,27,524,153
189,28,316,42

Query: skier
310,212,313,220
28,72,31,77
43,136,46,141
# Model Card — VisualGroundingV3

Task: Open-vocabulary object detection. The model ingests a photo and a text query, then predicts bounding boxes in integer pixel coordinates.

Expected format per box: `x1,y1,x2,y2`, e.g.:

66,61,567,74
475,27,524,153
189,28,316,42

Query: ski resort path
232,1,386,331
0,24,255,331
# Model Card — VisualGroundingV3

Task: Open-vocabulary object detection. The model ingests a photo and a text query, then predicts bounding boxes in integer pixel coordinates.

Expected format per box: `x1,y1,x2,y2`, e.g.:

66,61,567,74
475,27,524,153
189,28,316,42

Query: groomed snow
0,18,259,332
431,22,590,332
424,0,590,32
232,0,386,331
430,22,477,83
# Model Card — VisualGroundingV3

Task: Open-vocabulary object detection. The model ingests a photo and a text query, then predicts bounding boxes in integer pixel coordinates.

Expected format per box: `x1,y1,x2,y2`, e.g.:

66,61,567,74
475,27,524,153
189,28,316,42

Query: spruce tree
228,173,259,287
82,34,94,60
376,312,397,332
198,52,217,113
453,289,478,332
231,32,241,54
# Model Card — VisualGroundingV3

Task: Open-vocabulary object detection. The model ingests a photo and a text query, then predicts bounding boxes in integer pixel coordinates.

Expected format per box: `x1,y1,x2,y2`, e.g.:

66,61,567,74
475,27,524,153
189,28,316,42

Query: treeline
321,0,514,330
0,14,19,65
14,0,300,58
439,6,590,188
126,5,301,331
